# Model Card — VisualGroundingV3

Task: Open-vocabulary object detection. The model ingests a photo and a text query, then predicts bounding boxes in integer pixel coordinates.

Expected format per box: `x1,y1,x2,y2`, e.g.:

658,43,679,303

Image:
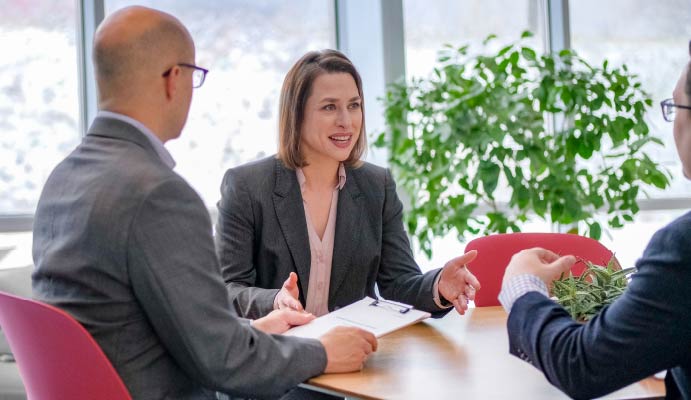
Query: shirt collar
296,163,347,192
97,110,176,169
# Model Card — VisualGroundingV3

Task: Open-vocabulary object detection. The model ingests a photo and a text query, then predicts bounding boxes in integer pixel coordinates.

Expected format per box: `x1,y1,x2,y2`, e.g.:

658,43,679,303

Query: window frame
2,0,690,234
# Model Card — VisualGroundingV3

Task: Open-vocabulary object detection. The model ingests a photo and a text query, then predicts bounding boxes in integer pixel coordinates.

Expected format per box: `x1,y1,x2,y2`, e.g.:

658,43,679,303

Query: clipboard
284,296,431,339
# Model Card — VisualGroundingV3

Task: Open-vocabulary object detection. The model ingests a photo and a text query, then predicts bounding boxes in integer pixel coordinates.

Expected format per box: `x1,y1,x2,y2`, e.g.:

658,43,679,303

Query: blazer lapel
329,169,364,307
272,160,312,298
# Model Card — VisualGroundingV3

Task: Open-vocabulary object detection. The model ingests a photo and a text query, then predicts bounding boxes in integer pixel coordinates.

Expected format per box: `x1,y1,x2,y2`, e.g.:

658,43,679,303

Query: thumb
548,255,577,275
283,272,298,290
282,309,315,326
444,250,478,272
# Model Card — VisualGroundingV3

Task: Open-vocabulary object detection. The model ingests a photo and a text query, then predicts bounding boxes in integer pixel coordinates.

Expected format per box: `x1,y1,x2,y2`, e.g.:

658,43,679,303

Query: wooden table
302,306,664,400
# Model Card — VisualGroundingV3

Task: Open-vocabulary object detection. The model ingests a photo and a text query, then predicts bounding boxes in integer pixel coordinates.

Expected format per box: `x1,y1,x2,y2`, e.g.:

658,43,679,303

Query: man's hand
319,326,378,373
251,309,315,335
275,272,303,311
502,248,576,288
438,250,481,315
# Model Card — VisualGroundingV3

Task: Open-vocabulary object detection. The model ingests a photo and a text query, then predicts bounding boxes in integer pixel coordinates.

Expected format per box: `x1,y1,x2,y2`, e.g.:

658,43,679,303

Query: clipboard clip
369,298,413,314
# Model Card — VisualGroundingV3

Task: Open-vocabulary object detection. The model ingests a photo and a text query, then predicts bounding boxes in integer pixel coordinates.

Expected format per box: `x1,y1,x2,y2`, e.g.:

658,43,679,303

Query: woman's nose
336,109,350,128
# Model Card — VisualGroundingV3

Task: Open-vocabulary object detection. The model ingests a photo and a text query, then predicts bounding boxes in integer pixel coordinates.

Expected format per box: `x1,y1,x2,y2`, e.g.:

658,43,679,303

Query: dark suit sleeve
215,168,278,319
376,169,451,318
128,177,326,398
507,218,691,399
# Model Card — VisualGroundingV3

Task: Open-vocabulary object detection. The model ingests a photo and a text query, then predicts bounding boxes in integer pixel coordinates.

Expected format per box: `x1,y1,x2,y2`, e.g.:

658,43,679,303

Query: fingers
464,284,477,301
465,269,481,291
526,247,561,263
444,250,478,272
360,329,378,352
280,309,315,326
439,252,482,307
452,295,468,315
549,255,577,273
279,272,302,310
278,296,304,311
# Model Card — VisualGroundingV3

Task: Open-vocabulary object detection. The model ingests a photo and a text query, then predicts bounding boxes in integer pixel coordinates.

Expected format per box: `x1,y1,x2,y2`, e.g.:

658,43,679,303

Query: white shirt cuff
432,269,453,309
498,274,549,313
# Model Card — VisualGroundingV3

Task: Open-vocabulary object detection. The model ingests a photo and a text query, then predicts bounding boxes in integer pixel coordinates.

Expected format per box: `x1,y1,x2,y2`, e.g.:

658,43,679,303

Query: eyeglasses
660,98,691,122
162,63,209,88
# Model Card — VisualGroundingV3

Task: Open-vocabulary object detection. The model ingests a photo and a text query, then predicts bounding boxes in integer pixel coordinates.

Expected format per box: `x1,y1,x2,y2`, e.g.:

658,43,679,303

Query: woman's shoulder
346,161,396,197
348,160,389,181
228,155,278,176
220,155,282,193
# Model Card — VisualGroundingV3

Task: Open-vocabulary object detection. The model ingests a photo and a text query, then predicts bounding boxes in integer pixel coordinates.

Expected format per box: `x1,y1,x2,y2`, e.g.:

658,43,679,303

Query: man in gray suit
32,6,376,399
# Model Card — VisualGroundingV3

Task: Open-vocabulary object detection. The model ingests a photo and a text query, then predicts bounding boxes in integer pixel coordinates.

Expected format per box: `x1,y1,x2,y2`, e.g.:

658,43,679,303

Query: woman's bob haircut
277,49,366,169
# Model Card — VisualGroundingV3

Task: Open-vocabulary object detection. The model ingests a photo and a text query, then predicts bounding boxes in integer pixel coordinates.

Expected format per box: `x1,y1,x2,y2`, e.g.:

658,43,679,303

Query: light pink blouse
295,164,347,317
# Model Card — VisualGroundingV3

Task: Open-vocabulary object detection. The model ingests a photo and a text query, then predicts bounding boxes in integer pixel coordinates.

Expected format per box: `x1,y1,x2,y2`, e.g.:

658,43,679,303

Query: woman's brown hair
277,49,366,169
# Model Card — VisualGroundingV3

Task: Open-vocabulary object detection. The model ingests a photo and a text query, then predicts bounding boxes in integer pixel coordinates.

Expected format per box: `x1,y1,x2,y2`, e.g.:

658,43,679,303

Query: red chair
0,291,131,400
465,233,613,307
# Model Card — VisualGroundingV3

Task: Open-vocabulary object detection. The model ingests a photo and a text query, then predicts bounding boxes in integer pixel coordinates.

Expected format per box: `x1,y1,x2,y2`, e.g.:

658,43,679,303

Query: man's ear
164,66,180,100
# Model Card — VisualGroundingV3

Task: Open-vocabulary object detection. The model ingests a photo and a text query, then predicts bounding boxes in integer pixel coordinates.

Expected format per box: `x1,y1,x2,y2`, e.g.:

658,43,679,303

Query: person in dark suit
498,43,691,400
32,7,376,400
215,49,481,321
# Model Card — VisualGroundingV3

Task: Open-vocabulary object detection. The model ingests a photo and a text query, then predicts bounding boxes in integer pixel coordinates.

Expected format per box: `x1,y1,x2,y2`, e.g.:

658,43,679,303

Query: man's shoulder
634,211,691,278
58,136,189,202
646,211,691,255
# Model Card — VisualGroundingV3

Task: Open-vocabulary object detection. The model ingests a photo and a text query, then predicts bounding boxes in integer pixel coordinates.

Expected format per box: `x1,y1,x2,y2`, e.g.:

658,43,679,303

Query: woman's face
300,72,362,166
673,65,691,179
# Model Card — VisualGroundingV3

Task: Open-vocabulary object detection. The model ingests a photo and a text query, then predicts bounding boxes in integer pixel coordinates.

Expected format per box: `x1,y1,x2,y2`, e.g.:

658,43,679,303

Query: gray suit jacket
32,117,326,400
215,156,450,320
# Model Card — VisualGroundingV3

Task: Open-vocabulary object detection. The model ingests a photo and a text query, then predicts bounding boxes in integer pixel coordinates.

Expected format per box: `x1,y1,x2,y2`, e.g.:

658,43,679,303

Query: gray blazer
215,156,450,320
32,117,326,400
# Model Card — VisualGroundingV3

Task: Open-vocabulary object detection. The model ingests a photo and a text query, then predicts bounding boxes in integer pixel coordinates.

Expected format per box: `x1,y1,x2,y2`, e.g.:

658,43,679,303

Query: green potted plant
552,258,636,322
375,32,670,257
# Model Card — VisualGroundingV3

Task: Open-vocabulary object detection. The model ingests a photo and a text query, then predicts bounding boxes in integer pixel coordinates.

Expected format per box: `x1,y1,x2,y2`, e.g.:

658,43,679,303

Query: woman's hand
274,272,304,311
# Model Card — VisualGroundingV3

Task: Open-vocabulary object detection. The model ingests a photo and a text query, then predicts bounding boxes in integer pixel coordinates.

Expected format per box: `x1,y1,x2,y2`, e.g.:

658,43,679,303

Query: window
571,0,691,198
403,0,544,79
0,1,79,269
402,0,548,269
0,1,80,216
105,0,336,207
571,0,691,265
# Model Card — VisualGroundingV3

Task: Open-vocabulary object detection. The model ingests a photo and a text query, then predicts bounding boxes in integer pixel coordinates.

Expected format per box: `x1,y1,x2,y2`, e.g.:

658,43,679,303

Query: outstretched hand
438,250,481,315
275,272,303,311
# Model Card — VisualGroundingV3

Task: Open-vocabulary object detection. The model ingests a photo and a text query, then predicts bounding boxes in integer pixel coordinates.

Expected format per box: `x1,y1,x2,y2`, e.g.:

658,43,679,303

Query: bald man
32,6,376,399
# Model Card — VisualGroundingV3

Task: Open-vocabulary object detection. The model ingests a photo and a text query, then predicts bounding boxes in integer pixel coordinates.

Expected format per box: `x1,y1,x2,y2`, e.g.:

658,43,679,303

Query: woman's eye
323,104,336,111
349,102,361,110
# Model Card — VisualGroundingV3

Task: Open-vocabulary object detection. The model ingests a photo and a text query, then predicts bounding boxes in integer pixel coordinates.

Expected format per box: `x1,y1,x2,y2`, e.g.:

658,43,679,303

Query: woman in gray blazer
215,50,480,320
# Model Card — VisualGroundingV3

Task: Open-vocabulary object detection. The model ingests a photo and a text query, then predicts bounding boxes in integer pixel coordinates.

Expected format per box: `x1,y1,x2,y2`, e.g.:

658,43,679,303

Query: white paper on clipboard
283,296,431,339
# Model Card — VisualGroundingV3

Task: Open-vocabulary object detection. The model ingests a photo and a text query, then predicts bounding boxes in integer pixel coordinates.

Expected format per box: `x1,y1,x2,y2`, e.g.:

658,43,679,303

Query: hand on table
501,247,576,288
319,326,378,373
438,250,481,315
251,308,315,335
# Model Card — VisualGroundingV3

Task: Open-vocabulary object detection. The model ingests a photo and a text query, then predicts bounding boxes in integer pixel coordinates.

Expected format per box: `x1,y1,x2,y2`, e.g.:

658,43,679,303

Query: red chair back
0,291,131,400
465,233,613,307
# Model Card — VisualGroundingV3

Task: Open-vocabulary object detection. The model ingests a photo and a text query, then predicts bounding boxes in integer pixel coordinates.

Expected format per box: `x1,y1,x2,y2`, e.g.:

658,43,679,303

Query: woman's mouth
329,134,353,148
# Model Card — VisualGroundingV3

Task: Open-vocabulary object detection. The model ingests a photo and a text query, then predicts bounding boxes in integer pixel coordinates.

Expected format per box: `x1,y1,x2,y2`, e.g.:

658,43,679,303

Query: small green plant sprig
552,258,636,322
